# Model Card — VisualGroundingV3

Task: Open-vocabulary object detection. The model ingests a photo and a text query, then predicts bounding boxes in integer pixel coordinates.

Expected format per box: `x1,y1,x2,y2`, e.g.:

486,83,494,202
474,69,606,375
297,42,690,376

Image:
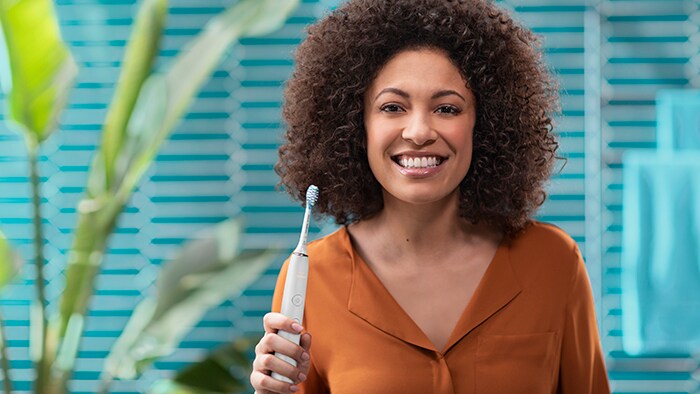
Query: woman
251,0,610,393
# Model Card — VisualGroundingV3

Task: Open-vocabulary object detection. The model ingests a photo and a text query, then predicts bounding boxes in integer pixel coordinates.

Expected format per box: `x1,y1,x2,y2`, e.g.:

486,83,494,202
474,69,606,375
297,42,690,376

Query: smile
392,155,445,169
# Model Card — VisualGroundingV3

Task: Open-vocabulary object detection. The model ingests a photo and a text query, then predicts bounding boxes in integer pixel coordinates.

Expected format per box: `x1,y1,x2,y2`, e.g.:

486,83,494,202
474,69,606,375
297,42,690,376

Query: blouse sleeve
557,245,611,393
271,259,329,394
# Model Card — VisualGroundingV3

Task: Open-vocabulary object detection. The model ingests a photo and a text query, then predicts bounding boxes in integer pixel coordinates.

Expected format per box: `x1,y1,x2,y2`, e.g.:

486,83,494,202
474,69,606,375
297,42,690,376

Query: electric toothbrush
272,185,319,383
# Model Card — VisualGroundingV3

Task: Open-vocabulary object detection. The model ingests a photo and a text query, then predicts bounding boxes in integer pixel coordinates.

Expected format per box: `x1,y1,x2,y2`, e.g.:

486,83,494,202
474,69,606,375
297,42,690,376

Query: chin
384,187,459,207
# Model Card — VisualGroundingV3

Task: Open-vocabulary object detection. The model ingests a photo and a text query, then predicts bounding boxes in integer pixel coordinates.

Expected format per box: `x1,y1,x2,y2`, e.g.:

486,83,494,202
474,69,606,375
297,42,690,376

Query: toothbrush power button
292,295,303,306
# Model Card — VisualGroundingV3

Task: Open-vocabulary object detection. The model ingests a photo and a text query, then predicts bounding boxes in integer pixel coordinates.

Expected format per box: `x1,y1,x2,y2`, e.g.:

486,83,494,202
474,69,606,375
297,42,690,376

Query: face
363,48,477,207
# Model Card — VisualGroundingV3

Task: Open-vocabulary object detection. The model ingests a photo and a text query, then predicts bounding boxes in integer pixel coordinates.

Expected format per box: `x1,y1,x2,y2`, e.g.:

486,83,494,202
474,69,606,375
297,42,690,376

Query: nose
401,112,437,146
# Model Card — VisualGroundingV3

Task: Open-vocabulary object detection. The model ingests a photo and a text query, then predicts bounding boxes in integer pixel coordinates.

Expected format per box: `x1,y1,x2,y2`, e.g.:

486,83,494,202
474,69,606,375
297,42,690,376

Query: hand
250,312,313,394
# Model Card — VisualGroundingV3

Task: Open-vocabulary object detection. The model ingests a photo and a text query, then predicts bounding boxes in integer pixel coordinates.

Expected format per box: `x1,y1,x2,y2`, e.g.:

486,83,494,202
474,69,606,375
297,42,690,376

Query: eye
435,105,461,115
380,103,404,113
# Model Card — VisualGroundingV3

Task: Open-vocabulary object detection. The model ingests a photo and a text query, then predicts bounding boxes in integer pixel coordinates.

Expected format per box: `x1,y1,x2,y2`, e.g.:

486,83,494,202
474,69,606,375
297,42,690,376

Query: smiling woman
275,1,561,238
250,0,611,393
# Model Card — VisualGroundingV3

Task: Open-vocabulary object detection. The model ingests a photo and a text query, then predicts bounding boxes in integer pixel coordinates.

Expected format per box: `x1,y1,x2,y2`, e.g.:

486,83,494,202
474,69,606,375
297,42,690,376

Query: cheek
446,124,474,155
365,119,395,157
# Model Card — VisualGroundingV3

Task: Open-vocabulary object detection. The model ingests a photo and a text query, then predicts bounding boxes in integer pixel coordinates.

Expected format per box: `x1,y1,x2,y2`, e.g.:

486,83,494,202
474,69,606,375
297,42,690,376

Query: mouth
391,154,447,169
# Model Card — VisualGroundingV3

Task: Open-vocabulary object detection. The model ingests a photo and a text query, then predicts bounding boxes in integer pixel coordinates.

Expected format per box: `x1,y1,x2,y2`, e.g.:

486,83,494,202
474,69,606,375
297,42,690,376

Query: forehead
367,48,469,94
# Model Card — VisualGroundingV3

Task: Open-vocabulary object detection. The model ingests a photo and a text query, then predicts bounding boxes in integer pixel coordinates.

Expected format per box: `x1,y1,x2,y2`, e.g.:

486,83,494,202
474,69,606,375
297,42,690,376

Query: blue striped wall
0,0,698,392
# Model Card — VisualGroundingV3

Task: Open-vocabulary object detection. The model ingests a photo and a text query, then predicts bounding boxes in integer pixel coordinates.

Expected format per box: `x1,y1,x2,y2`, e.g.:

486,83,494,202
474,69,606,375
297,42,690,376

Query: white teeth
396,156,442,168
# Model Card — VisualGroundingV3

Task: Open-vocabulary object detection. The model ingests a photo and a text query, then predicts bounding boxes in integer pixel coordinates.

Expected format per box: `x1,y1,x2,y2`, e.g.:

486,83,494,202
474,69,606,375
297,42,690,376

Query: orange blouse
272,222,610,393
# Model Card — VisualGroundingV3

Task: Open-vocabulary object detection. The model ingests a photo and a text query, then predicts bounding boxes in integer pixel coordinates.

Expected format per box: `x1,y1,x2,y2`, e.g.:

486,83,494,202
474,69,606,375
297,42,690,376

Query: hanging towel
621,151,700,355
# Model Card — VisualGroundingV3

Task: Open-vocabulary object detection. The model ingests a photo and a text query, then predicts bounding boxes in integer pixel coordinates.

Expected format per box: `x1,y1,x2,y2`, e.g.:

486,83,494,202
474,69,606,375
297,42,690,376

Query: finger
263,312,304,334
254,353,302,382
251,369,300,394
255,332,276,356
257,333,309,364
295,333,313,374
253,336,308,388
299,332,312,352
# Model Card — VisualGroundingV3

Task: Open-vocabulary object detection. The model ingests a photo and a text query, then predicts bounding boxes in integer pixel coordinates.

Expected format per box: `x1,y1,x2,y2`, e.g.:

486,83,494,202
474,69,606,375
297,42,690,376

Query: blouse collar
342,226,522,355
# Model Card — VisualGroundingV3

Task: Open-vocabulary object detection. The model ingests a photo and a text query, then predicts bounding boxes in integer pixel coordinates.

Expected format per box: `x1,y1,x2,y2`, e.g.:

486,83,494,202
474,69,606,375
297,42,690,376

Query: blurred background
0,0,699,392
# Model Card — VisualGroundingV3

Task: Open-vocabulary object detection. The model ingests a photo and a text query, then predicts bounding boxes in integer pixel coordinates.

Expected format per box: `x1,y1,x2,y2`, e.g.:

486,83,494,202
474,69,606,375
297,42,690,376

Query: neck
380,191,463,246
352,190,497,267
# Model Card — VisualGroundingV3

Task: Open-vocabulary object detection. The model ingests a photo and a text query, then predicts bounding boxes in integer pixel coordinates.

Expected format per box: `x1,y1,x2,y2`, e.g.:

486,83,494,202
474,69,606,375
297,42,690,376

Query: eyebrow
373,87,466,103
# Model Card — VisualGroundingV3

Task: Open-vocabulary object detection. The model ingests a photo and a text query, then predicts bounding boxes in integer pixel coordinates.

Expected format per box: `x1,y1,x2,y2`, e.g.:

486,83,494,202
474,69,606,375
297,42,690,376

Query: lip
392,151,447,159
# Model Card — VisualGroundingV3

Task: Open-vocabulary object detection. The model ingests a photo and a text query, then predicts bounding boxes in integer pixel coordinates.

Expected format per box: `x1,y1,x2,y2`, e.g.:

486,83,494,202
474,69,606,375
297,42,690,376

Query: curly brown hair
275,0,560,238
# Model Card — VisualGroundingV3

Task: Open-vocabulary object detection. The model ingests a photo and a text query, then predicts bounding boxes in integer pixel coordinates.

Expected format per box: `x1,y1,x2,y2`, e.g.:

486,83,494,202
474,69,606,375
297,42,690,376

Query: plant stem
29,148,50,393
0,309,13,393
56,208,118,393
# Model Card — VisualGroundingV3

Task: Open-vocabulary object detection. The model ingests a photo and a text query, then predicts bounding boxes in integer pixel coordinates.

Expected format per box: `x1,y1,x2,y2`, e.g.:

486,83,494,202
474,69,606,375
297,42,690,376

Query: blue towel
622,151,700,355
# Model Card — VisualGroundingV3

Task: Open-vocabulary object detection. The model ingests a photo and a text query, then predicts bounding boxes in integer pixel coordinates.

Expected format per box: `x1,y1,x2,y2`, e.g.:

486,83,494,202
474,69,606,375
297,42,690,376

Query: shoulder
510,221,579,255
305,226,353,270
307,226,349,255
278,227,353,291
506,221,583,284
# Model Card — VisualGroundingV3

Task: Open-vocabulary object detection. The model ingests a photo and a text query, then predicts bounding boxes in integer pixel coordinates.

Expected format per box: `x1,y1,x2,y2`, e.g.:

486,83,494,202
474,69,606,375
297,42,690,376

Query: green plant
101,218,279,393
0,0,78,391
0,0,299,392
147,337,259,394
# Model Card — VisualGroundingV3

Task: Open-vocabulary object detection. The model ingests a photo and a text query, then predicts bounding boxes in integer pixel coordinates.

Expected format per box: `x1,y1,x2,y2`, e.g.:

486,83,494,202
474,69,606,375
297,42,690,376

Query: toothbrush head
306,185,319,207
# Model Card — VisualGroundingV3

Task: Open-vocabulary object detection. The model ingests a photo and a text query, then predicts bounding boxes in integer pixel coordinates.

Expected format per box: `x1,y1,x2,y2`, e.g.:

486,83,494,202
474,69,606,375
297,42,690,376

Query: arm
558,245,611,393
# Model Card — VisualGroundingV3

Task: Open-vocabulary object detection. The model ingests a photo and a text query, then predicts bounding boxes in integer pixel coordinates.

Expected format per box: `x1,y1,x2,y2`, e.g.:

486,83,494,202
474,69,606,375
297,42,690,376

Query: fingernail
291,323,303,333
301,352,310,361
290,384,299,392
298,373,307,382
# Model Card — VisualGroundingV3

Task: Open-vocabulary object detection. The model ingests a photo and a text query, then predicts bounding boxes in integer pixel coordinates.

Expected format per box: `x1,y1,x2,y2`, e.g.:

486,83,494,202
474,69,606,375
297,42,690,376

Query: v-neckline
342,226,522,355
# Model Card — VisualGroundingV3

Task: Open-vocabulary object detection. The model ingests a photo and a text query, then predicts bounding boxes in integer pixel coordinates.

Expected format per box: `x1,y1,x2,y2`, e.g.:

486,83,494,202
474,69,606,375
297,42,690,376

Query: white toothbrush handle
272,252,308,383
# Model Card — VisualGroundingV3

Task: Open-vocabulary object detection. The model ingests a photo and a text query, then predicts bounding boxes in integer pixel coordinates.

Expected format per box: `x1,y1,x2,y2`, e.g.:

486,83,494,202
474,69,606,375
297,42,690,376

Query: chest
370,258,490,351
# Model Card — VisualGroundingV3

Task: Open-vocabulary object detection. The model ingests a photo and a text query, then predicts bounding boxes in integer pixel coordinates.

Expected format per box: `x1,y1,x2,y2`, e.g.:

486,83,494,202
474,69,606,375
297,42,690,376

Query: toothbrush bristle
306,185,319,207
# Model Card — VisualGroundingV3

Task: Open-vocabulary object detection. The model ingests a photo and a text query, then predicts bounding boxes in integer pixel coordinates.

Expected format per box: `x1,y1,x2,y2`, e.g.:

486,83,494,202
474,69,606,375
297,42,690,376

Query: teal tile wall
0,0,698,392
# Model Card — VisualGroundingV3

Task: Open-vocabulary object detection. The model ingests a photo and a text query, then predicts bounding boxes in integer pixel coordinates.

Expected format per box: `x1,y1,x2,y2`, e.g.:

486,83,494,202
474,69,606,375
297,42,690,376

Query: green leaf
0,0,77,148
98,0,167,191
171,338,257,393
103,218,280,381
225,0,299,38
111,74,168,201
0,229,22,289
152,216,243,320
146,337,257,394
114,0,300,198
